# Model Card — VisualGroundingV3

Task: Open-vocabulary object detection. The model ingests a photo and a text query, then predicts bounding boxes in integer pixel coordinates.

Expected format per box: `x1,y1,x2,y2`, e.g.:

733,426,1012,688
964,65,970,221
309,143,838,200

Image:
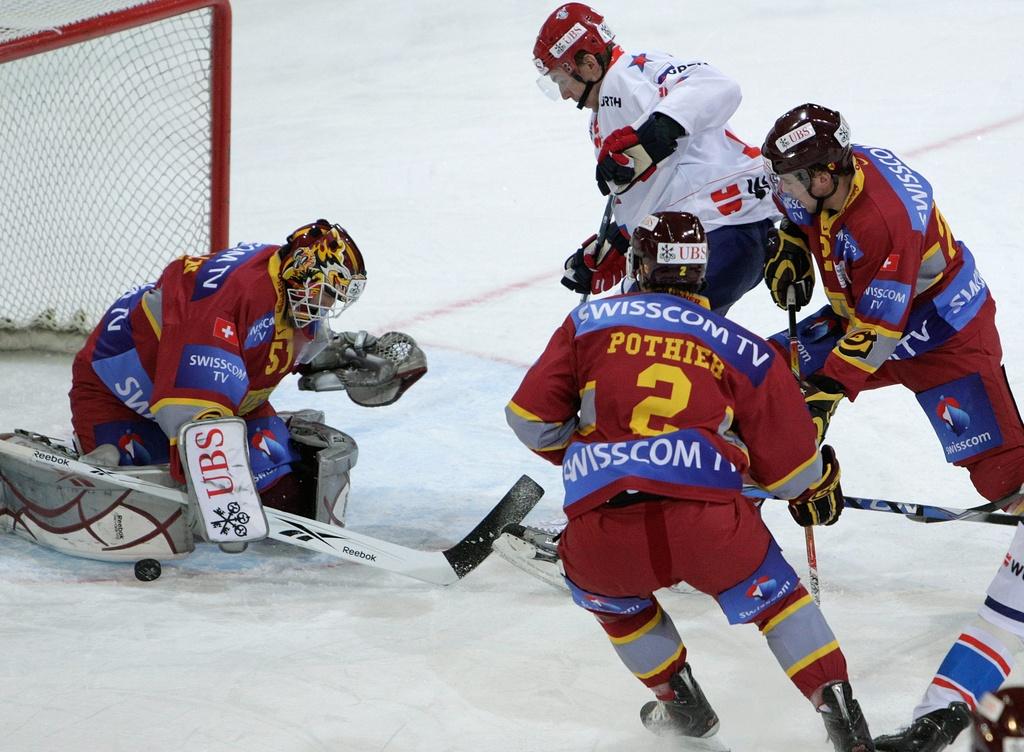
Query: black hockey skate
640,664,728,750
818,681,875,752
873,702,971,752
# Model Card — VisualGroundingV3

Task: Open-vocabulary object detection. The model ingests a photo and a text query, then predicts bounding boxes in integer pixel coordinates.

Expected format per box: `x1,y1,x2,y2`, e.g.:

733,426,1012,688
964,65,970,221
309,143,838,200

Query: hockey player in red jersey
532,3,777,312
506,211,875,751
761,104,1024,752
68,219,425,527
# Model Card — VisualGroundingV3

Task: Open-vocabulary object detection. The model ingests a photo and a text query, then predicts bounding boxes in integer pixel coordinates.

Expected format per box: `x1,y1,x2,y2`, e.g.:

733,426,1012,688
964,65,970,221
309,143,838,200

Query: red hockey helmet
280,219,366,327
973,688,1024,751
533,3,615,78
630,211,709,293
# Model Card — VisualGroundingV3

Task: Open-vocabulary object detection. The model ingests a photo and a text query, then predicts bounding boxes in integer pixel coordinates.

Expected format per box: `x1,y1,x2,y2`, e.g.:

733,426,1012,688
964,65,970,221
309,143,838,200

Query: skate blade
492,531,567,592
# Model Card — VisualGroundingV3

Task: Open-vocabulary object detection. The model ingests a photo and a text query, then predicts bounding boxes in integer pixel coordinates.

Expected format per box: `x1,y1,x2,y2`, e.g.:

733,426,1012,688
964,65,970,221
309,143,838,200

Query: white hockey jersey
590,48,778,233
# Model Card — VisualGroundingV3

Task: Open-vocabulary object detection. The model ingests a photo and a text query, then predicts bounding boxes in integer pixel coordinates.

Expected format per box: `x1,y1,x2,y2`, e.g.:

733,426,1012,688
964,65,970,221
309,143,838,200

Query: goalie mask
629,211,709,294
280,219,367,328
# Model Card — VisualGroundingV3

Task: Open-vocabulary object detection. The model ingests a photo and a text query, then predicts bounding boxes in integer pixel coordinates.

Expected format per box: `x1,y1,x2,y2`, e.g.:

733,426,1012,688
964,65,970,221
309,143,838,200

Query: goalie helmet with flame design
280,219,367,327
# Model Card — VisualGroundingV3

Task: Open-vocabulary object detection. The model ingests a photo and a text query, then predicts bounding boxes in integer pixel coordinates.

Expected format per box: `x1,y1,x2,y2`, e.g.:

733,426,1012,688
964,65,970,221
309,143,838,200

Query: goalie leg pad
284,414,358,527
178,417,269,547
0,433,193,562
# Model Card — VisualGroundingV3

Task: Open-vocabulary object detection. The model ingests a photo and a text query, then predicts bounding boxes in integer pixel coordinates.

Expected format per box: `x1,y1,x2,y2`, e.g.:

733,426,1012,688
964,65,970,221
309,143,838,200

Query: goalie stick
0,435,543,585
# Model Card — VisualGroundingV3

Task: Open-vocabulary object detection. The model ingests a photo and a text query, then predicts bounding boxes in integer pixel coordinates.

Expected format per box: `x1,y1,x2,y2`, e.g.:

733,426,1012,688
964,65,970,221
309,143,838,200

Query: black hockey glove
560,225,631,295
596,113,686,195
800,375,846,446
764,219,815,310
788,444,843,527
561,248,593,295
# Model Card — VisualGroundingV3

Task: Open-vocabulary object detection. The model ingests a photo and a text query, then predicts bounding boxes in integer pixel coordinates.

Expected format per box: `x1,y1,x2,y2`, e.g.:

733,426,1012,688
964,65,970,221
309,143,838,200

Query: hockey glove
788,444,843,527
764,219,815,310
800,375,846,446
296,331,427,406
561,225,632,295
561,248,593,295
596,113,685,195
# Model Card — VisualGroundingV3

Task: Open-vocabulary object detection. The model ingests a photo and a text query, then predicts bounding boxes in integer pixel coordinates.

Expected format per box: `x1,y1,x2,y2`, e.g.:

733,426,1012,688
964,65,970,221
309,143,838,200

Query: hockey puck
134,558,162,582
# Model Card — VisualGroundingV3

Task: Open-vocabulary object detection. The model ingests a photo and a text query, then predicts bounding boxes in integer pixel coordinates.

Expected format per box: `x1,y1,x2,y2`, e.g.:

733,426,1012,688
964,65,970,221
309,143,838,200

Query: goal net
0,0,231,351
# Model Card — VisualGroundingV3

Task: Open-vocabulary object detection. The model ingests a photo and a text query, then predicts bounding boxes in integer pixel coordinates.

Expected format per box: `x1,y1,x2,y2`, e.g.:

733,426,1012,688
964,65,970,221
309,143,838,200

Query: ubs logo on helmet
936,395,971,436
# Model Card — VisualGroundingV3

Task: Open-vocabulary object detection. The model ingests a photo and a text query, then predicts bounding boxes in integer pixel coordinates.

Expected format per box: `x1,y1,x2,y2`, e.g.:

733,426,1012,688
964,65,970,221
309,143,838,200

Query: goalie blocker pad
178,418,268,549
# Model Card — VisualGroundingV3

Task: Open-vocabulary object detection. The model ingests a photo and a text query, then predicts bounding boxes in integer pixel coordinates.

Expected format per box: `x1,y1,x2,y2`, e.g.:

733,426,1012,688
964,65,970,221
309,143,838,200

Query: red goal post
0,0,231,350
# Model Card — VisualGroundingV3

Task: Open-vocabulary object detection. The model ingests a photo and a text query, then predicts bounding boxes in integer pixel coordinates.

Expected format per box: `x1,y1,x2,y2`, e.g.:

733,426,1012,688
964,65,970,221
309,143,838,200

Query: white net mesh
0,1,222,342
0,2,149,44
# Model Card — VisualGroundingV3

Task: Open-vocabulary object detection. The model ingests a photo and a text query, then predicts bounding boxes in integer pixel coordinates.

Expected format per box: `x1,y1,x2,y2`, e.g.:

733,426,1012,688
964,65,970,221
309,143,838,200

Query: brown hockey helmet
973,688,1024,751
630,211,708,294
762,103,853,180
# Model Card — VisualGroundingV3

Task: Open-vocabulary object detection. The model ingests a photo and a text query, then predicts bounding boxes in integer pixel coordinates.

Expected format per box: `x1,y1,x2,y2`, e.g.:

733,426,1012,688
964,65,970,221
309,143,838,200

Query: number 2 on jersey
630,363,692,436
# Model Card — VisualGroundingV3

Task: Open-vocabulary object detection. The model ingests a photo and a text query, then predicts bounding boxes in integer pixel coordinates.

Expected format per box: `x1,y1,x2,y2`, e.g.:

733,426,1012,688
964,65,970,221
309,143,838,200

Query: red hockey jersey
506,292,823,518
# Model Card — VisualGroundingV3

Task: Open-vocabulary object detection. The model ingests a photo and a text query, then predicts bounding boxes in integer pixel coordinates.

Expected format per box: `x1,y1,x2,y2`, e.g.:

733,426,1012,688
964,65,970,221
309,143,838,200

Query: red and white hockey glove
560,225,631,295
788,444,843,527
596,113,685,195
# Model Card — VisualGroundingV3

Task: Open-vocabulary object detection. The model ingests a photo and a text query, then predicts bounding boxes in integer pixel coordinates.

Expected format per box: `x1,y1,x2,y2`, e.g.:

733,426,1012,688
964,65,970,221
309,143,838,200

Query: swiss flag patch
213,317,239,345
881,253,900,272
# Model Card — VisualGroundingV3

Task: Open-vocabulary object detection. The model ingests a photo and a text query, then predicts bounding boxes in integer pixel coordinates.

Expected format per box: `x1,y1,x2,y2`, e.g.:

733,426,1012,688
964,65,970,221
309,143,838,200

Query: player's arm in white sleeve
646,60,742,136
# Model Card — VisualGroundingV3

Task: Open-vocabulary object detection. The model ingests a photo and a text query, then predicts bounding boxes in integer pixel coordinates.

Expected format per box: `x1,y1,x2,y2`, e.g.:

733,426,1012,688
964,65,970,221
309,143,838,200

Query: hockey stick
787,286,821,605
841,494,1018,526
579,193,617,305
742,486,1020,527
0,436,544,585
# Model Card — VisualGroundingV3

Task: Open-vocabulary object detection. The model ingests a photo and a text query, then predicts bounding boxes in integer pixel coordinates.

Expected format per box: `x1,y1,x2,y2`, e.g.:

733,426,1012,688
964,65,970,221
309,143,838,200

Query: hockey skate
640,664,729,750
818,681,875,752
872,702,971,752
492,522,566,591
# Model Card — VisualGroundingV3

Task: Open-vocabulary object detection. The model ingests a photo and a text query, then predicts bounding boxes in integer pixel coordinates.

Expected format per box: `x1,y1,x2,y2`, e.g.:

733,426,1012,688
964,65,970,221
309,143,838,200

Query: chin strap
811,174,842,215
576,80,595,110
573,54,611,110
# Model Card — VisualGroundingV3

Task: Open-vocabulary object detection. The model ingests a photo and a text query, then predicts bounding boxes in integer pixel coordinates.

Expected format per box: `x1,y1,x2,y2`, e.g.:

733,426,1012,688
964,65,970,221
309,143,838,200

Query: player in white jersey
534,3,779,313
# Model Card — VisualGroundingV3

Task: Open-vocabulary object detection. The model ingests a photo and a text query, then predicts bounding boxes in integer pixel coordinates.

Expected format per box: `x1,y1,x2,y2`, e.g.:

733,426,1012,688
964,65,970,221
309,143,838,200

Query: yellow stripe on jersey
151,397,231,417
608,605,664,646
761,594,814,634
634,643,686,680
141,293,162,339
764,454,819,493
785,641,840,678
506,400,547,424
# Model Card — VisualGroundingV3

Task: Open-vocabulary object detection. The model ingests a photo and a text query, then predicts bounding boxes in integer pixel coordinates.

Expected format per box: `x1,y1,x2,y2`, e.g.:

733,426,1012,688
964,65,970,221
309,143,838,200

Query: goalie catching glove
296,330,427,407
596,112,685,195
788,444,843,527
561,225,631,295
